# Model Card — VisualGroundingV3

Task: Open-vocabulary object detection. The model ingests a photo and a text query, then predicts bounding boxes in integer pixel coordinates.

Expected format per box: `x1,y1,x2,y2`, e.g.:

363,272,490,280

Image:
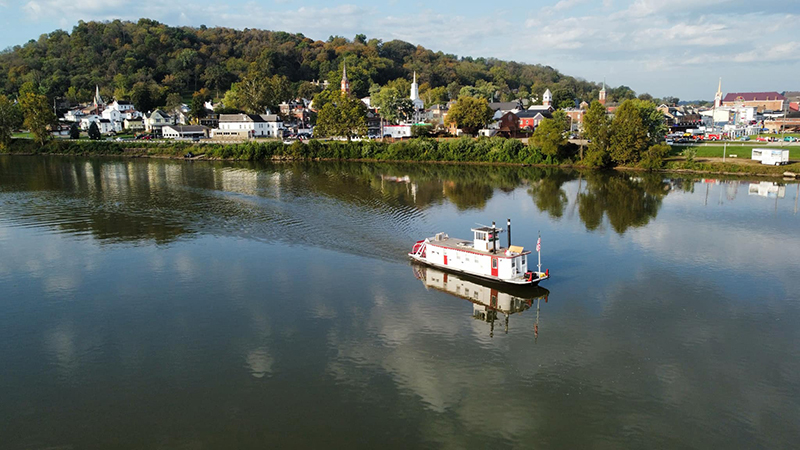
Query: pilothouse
409,219,549,285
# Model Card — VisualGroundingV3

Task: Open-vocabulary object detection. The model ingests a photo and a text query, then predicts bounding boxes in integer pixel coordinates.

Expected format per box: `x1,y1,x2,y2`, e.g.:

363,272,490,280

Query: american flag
536,237,541,252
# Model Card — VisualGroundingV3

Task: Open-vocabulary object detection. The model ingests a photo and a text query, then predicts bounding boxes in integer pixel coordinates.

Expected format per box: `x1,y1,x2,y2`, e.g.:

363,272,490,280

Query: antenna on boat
537,230,542,274
507,218,511,248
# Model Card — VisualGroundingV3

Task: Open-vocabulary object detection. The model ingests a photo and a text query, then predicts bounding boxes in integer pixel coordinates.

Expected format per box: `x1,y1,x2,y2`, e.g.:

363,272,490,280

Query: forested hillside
0,19,640,111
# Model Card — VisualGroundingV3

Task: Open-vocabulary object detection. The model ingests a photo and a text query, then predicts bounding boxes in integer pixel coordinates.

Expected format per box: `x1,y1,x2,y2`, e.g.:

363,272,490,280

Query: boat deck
426,236,529,257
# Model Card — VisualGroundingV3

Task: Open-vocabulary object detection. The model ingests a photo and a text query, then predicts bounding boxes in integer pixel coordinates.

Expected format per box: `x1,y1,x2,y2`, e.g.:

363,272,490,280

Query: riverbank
4,138,800,178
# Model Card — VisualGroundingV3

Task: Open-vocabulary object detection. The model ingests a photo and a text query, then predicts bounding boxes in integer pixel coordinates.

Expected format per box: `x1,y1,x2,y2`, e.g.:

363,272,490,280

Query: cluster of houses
656,80,800,138
56,73,800,141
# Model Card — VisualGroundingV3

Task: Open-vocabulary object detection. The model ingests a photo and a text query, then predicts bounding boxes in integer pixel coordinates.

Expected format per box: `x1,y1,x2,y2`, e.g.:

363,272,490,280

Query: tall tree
314,92,367,139
445,96,493,135
190,90,210,120
531,111,569,157
583,100,612,167
19,92,56,146
69,122,80,139
608,99,667,166
371,86,413,124
88,121,101,140
0,95,15,148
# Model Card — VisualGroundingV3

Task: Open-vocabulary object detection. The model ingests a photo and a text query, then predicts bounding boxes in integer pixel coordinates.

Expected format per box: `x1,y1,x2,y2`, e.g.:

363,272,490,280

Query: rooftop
723,92,786,102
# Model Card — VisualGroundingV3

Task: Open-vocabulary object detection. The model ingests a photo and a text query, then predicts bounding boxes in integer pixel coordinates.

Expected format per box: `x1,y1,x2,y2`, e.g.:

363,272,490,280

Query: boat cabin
472,226,502,252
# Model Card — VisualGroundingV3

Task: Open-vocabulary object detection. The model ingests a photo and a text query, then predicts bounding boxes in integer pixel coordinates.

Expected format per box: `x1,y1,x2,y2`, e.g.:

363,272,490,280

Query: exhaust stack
507,218,511,249
492,221,497,253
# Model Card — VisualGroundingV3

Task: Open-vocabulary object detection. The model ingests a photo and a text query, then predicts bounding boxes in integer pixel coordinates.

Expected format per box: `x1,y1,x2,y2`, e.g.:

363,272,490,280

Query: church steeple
410,71,424,114
714,77,723,108
340,62,350,94
410,71,420,101
599,79,607,106
94,85,104,114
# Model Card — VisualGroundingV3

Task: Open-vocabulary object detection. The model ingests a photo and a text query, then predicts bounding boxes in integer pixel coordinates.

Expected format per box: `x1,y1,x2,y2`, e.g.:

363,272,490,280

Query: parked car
739,136,750,141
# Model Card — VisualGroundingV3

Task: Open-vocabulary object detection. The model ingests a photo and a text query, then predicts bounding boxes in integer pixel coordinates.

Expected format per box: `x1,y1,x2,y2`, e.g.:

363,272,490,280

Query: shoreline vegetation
4,137,799,178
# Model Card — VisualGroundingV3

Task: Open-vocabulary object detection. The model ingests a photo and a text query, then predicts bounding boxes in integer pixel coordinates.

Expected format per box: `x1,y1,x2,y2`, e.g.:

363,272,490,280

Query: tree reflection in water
578,172,669,234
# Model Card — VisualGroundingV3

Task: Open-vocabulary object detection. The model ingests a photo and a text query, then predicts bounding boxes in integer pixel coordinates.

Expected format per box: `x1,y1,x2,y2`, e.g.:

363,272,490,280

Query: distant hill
0,18,636,109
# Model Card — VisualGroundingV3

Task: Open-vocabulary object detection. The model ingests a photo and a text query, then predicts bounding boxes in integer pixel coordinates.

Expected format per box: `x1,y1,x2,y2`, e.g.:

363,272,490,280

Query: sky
2,0,799,99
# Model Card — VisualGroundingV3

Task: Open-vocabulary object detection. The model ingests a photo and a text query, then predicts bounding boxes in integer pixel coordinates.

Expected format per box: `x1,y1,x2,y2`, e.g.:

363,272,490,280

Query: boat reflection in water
412,263,549,338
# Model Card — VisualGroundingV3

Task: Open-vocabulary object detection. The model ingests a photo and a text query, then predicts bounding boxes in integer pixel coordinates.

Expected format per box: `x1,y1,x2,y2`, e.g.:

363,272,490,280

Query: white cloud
23,0,132,19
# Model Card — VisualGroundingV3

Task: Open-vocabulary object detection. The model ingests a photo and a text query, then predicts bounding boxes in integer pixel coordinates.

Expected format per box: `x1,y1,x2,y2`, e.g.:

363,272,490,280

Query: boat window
492,259,497,269
512,259,515,267
522,256,526,264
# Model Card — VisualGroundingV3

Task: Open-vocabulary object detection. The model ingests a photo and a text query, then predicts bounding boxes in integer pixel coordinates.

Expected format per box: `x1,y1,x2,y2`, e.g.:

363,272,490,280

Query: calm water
1,155,799,449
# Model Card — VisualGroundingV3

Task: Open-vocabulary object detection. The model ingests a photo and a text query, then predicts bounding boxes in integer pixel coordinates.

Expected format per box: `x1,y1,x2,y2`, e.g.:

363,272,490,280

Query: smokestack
492,221,496,253
507,218,511,249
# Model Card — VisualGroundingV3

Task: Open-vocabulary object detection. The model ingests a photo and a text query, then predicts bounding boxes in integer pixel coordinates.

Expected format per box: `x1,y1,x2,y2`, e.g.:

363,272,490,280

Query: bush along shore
4,137,799,178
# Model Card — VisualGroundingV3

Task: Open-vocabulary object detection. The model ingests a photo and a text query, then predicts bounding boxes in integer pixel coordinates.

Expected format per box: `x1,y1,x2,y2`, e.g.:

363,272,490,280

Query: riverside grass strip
6,137,800,177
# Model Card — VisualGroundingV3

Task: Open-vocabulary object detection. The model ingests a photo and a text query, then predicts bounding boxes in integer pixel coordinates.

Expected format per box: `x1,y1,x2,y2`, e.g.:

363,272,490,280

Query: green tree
610,85,637,102
372,86,413,124
609,99,666,166
583,100,612,167
88,121,101,140
609,100,647,165
421,86,448,107
531,111,568,157
131,82,155,113
190,90,210,121
69,122,80,139
314,93,367,140
297,81,321,100
552,88,575,110
233,72,291,114
640,143,670,170
311,89,336,112
19,92,56,146
0,95,15,148
458,80,499,101
445,96,493,135
165,92,183,113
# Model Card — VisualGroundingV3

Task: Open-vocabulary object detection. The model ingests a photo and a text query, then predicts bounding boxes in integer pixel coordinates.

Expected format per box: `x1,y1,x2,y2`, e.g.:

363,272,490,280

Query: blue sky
2,0,799,99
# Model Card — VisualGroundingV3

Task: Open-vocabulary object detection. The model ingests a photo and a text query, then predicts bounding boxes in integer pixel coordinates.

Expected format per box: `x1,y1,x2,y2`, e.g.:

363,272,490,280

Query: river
1,155,799,449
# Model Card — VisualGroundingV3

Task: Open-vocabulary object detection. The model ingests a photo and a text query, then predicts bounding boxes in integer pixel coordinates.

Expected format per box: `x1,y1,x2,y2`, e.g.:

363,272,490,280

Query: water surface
1,156,799,449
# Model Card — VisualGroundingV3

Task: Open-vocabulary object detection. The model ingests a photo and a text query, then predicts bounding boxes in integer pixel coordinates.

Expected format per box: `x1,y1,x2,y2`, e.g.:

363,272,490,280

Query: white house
80,115,101,130
64,109,86,123
124,118,145,131
383,124,412,139
107,100,135,113
215,114,284,138
99,119,121,134
143,110,175,135
101,108,122,123
162,125,209,139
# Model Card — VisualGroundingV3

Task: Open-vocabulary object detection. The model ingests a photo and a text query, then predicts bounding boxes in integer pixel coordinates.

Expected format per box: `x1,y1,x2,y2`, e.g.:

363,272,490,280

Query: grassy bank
5,137,800,178
672,144,800,159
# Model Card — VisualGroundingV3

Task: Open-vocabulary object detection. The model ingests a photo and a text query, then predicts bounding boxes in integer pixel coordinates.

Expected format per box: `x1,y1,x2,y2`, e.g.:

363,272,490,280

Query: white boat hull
408,253,548,286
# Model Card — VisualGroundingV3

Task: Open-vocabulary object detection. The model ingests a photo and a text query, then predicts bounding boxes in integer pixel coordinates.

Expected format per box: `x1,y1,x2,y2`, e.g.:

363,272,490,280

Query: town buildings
722,92,786,111
212,114,283,139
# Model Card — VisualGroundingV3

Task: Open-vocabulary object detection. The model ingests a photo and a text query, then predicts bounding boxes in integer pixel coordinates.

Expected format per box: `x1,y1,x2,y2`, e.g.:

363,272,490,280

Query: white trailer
752,149,790,166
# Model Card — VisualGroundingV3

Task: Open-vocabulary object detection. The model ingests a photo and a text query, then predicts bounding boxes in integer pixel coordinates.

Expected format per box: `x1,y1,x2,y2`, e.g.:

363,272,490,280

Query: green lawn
756,132,800,139
672,144,800,160
12,132,32,139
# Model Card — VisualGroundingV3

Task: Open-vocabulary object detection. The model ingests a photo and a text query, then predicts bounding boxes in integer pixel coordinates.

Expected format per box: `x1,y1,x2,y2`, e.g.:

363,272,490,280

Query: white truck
751,149,790,166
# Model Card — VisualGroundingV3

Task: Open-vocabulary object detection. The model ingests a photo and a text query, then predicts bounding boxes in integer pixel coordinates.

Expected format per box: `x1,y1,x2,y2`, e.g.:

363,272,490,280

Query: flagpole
537,231,542,274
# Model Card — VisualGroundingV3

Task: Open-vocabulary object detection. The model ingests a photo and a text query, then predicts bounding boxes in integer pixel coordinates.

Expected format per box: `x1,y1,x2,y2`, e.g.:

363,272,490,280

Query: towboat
408,219,549,286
